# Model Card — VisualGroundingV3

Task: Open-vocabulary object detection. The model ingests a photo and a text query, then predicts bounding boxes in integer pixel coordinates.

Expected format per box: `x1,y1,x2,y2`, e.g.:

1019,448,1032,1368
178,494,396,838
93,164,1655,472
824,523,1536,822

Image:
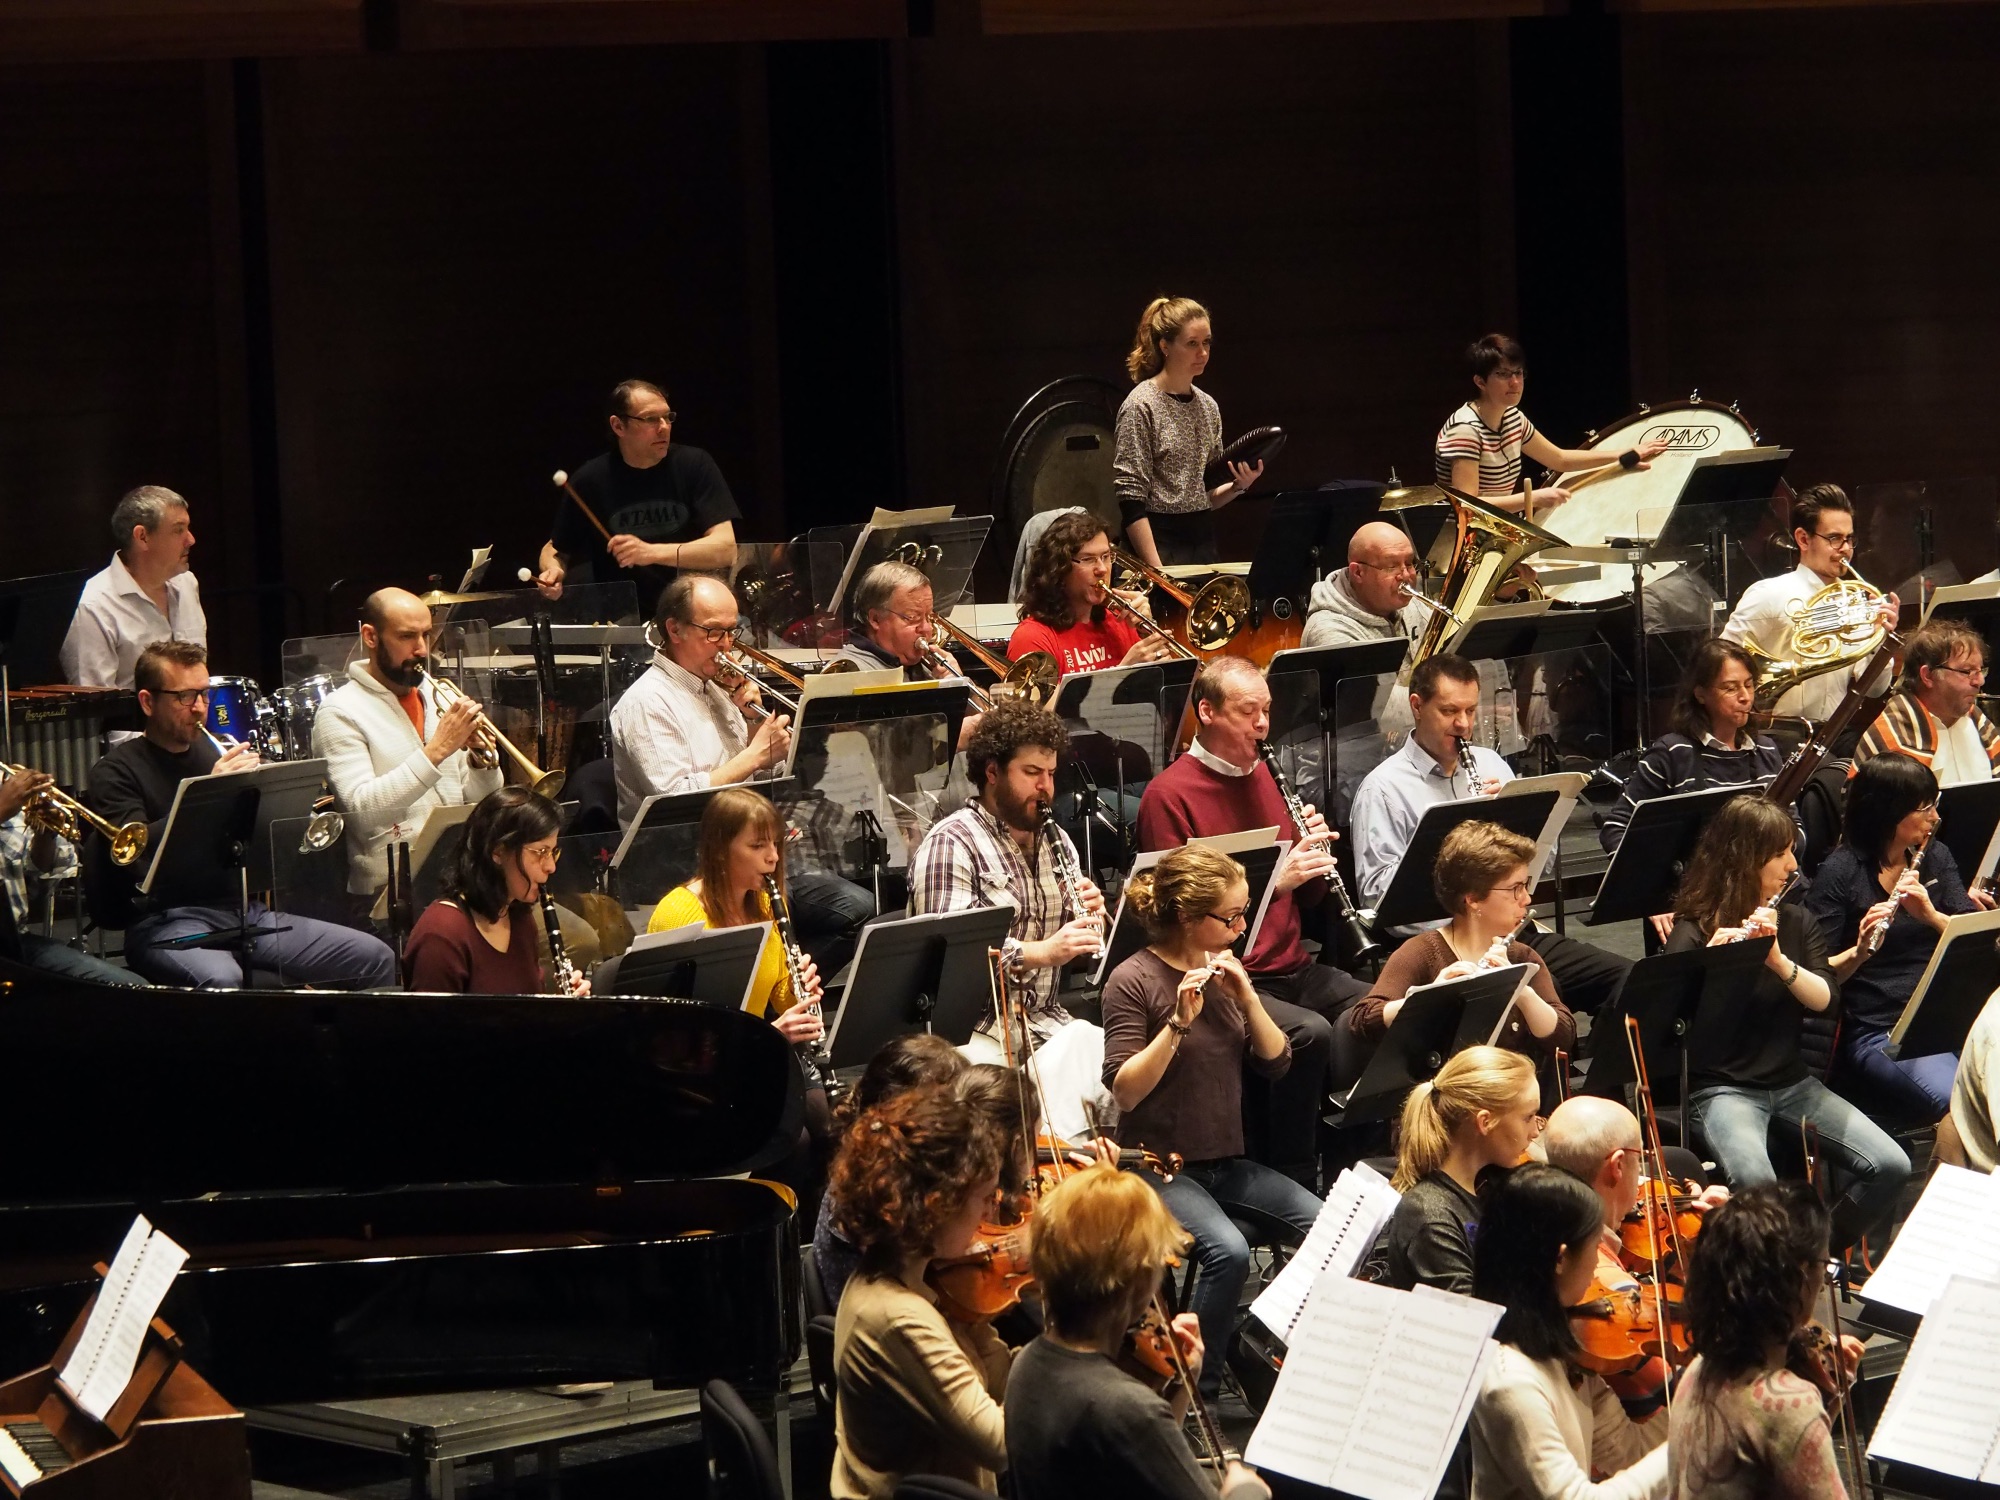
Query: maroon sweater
405,900,545,995
1134,750,1323,977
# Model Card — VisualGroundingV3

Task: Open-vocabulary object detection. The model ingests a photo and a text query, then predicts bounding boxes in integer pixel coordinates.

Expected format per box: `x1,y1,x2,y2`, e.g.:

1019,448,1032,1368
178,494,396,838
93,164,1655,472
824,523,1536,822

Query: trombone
1,762,148,867
642,622,803,721
420,671,567,798
926,615,1059,709
1100,588,1196,662
1110,548,1252,652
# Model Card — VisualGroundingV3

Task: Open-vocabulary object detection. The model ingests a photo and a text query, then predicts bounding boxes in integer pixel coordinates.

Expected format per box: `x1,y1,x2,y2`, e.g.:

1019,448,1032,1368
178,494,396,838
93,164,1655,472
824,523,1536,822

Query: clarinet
1040,808,1105,959
1456,734,1484,795
539,890,586,995
1256,740,1380,964
763,874,842,1097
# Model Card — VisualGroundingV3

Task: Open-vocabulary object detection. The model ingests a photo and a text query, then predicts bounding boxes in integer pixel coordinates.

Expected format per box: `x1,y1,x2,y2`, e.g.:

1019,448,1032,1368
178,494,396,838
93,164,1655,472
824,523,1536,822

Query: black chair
564,754,619,838
699,1379,784,1500
803,1245,834,1322
894,1477,992,1500
806,1314,837,1423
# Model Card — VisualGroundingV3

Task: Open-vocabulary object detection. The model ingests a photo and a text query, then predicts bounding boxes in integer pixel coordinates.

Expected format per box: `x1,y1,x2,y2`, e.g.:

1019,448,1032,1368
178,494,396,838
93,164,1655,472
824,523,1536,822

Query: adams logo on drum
1638,423,1725,452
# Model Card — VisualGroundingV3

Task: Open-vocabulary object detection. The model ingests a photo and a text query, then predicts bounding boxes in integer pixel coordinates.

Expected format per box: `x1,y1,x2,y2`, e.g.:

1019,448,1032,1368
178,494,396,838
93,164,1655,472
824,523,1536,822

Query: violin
1568,1278,1658,1376
1786,1321,1861,1414
1617,1178,1706,1276
1117,1298,1185,1396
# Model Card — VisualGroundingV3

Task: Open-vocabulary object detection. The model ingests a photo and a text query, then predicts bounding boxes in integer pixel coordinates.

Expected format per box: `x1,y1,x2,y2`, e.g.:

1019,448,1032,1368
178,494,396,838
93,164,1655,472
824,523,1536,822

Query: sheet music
1245,1273,1499,1500
456,545,492,594
58,1216,190,1423
1498,771,1588,886
1248,1163,1400,1342
1868,1274,2000,1480
1859,1164,2000,1317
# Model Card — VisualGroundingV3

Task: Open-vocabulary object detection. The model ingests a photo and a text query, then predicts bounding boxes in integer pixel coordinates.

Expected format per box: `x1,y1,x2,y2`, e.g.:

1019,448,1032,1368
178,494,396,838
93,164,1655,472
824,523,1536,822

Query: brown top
1100,947,1291,1164
405,899,545,995
1347,929,1574,1060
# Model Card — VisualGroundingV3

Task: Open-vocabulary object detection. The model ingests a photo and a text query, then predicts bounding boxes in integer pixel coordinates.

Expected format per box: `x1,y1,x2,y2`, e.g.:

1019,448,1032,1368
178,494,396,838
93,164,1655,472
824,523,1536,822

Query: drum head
204,676,262,742
1539,400,1762,604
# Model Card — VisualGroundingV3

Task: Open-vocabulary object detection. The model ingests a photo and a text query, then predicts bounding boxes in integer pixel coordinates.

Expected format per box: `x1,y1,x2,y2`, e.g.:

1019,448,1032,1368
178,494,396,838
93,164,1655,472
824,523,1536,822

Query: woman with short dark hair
404,786,566,994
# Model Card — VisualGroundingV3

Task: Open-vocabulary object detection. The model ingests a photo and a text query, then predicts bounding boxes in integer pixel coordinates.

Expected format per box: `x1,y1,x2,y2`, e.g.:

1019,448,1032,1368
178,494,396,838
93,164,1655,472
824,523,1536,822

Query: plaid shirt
1,811,78,927
908,797,1078,1036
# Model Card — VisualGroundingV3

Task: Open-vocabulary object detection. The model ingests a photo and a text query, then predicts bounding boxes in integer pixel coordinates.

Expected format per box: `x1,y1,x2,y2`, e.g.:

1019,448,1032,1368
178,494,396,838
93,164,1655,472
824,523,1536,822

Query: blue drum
205,675,280,757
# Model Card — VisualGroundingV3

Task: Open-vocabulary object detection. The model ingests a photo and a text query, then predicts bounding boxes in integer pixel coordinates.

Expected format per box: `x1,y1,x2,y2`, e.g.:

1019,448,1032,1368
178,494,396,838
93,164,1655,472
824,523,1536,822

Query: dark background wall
3,3,1998,679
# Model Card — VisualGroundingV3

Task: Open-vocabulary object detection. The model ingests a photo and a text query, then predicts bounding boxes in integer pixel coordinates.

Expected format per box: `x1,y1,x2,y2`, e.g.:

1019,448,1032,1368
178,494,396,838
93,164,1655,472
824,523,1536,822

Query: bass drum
1538,398,1765,605
205,675,285,760
274,674,342,761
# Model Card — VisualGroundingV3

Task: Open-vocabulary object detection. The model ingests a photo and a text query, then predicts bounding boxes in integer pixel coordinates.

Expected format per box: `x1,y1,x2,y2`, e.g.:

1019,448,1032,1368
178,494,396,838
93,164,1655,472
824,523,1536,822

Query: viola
1036,1141,1182,1180
1568,1279,1657,1376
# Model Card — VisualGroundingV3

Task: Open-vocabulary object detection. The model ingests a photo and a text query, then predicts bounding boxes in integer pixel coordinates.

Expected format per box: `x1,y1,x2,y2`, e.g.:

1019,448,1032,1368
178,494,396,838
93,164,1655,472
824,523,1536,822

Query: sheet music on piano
1868,1274,2000,1481
1244,1273,1499,1500
1856,1163,2000,1318
56,1215,189,1423
1247,1162,1400,1344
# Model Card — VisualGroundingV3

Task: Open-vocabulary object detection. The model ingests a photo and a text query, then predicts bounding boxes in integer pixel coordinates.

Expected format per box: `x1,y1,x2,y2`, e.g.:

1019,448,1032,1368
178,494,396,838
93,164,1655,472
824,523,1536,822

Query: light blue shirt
1350,732,1515,909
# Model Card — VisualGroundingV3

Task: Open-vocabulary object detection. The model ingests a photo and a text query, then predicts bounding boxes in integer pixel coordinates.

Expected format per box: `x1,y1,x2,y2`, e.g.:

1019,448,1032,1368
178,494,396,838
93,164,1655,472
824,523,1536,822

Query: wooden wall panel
0,0,359,62
894,23,1514,556
1624,4,2000,578
977,0,1549,34
256,45,780,626
398,0,903,51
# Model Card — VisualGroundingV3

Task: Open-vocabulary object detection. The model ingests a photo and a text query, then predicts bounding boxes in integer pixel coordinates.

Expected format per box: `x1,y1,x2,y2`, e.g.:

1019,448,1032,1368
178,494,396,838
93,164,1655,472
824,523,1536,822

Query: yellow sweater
646,884,790,1018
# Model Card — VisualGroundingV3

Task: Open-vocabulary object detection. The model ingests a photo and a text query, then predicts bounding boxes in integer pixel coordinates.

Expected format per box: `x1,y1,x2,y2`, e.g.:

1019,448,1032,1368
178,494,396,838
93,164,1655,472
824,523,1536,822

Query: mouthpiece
552,469,568,487
517,567,533,583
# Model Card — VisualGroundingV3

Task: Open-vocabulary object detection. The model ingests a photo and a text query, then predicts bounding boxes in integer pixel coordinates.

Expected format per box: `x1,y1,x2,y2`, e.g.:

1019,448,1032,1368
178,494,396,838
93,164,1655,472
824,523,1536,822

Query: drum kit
204,673,342,761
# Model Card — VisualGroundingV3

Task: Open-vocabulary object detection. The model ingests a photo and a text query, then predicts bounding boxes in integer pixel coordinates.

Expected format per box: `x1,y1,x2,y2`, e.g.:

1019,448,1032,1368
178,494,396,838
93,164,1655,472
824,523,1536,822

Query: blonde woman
1099,843,1317,1396
1005,1164,1269,1500
1366,1045,1541,1295
1114,296,1263,569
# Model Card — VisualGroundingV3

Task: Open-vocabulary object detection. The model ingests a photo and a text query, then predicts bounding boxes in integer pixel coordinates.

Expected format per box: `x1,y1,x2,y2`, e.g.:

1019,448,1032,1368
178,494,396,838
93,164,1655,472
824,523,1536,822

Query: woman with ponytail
829,1086,1012,1498
1099,843,1318,1395
1113,296,1263,568
1368,1045,1541,1294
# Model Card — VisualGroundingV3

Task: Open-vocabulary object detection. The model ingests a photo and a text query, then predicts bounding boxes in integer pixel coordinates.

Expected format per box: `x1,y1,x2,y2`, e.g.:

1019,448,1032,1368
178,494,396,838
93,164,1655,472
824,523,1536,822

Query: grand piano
0,971,806,1406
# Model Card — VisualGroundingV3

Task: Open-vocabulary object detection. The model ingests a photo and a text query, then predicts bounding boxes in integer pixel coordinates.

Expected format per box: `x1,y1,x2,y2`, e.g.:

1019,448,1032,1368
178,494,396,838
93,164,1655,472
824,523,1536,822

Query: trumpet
926,614,1059,709
1111,548,1252,652
421,671,566,798
1,762,148,867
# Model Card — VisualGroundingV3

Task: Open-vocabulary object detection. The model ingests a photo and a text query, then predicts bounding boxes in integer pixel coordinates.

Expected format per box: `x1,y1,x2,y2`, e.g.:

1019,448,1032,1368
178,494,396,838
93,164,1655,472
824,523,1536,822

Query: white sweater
1470,1344,1668,1500
312,662,504,894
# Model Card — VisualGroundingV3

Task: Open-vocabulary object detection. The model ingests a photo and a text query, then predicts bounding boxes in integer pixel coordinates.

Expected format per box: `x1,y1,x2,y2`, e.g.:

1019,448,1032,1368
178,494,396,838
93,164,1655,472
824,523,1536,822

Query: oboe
1256,740,1380,963
1040,808,1104,958
539,890,586,995
764,873,841,1095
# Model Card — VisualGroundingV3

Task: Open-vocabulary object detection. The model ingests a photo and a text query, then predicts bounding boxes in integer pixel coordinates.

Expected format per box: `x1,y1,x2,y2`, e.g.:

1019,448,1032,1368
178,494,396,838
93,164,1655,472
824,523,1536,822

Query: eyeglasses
1486,881,1532,900
155,687,211,705
1357,559,1419,577
523,844,562,866
884,608,936,629
620,411,676,428
1204,907,1250,928
1489,367,1525,381
1935,662,1988,684
1074,550,1115,568
1811,531,1856,548
682,622,738,644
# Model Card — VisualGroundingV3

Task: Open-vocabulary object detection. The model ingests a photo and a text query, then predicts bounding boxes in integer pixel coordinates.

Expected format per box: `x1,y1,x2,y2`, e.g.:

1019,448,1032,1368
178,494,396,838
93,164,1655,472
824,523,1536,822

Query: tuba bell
1406,484,1565,672
1743,561,1891,713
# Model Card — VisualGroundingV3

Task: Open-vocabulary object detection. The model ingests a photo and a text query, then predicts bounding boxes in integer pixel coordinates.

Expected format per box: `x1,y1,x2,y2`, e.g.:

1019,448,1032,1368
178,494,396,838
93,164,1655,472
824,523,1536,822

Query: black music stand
137,761,332,988
1265,640,1409,733
1328,966,1533,1125
787,680,973,780
825,905,1016,1062
1889,908,2000,1062
0,567,93,761
1246,487,1387,614
1445,603,1610,664
590,921,770,1009
1371,789,1562,930
823,514,993,627
1937,781,2000,891
1052,659,1198,865
611,777,800,903
1922,581,2000,649
1092,836,1284,987
1581,938,1773,1135
1589,783,1762,925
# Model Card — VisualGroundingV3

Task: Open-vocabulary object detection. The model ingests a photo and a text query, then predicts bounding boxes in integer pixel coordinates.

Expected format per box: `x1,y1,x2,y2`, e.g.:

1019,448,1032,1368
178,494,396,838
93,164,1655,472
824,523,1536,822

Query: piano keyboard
0,1421,70,1487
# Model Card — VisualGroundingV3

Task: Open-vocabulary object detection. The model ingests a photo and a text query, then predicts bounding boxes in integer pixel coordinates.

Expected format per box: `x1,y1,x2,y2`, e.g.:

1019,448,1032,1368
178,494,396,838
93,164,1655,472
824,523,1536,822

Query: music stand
1245,487,1387,615
1936,781,2000,889
610,777,800,902
0,567,92,761
1265,640,1409,732
1371,789,1562,930
824,905,1016,1062
787,677,972,781
823,512,993,628
1330,966,1532,1125
369,801,478,923
137,760,332,988
1091,828,1283,987
1589,783,1761,925
1921,580,2000,643
1444,602,1610,664
1890,908,2000,1061
590,921,770,1009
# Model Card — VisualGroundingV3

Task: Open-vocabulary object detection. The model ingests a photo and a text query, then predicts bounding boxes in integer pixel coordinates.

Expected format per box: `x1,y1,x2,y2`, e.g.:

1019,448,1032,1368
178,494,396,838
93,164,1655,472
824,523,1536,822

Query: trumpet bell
531,769,568,798
110,823,149,867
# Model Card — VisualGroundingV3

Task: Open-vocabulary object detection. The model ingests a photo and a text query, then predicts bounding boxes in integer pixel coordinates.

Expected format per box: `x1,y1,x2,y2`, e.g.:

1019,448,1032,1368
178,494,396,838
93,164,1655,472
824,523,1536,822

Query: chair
699,1379,784,1500
894,1476,992,1500
564,754,619,838
806,1314,838,1423
803,1245,833,1322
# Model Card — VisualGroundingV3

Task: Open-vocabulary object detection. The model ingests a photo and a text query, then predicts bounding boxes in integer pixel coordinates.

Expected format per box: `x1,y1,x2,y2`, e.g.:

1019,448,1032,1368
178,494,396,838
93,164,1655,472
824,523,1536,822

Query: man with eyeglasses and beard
534,379,741,615
311,587,506,916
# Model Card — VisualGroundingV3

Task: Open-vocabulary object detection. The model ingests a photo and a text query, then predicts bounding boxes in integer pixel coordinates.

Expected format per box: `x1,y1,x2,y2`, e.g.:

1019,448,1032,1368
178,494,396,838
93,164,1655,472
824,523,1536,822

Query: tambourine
1203,425,1287,489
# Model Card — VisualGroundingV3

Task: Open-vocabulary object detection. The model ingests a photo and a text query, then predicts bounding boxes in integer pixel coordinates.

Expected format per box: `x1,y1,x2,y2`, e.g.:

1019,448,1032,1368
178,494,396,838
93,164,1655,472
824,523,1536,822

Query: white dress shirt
311,661,504,894
1349,730,1515,909
59,553,206,689
1720,562,1861,722
610,652,749,827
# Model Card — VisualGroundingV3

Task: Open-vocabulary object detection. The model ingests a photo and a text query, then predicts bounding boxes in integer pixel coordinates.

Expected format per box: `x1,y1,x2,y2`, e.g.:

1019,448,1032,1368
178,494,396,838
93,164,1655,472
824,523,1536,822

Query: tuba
1407,484,1564,671
1742,561,1890,713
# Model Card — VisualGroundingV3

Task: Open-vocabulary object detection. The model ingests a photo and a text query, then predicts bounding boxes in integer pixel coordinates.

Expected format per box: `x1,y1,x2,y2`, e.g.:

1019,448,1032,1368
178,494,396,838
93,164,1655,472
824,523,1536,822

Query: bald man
1300,521,1424,650
313,587,506,903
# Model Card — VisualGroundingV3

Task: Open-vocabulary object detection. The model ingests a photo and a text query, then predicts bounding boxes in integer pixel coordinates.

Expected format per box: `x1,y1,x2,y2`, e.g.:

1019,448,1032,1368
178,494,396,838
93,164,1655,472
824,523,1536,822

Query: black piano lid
0,970,808,1205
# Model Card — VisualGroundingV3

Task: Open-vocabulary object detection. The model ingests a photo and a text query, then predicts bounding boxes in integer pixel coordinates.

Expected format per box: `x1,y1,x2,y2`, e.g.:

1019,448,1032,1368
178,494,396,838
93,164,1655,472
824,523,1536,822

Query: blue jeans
1837,1023,1957,1126
788,871,875,978
1689,1077,1910,1250
128,902,398,990
18,933,146,987
1149,1157,1321,1395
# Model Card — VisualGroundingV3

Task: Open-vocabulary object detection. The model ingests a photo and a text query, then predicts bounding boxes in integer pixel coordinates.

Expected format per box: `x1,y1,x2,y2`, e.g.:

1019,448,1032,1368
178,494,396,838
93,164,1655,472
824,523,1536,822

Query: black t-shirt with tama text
549,444,740,613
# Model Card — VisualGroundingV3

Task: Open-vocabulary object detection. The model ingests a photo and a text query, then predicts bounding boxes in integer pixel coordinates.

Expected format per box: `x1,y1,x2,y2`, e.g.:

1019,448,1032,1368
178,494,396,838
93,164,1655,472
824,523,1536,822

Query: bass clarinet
1256,740,1381,964
764,873,842,1097
539,890,587,996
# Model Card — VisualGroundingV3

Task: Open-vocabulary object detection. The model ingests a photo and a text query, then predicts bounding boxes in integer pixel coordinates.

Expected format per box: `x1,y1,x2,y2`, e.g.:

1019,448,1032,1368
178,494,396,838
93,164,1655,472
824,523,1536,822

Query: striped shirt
1597,732,1785,854
908,796,1077,1035
1433,401,1537,496
1853,690,2000,786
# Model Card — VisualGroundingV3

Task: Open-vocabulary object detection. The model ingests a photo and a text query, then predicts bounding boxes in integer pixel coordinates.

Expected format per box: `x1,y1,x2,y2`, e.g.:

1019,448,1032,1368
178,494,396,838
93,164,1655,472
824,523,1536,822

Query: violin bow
1801,1119,1879,1500
991,947,1062,1202
1622,1015,1681,1416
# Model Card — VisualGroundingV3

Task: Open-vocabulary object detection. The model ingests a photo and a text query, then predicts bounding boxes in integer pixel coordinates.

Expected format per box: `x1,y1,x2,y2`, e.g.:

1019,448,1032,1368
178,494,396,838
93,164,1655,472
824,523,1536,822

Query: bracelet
1619,449,1641,470
1167,1020,1191,1039
1787,959,1800,986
